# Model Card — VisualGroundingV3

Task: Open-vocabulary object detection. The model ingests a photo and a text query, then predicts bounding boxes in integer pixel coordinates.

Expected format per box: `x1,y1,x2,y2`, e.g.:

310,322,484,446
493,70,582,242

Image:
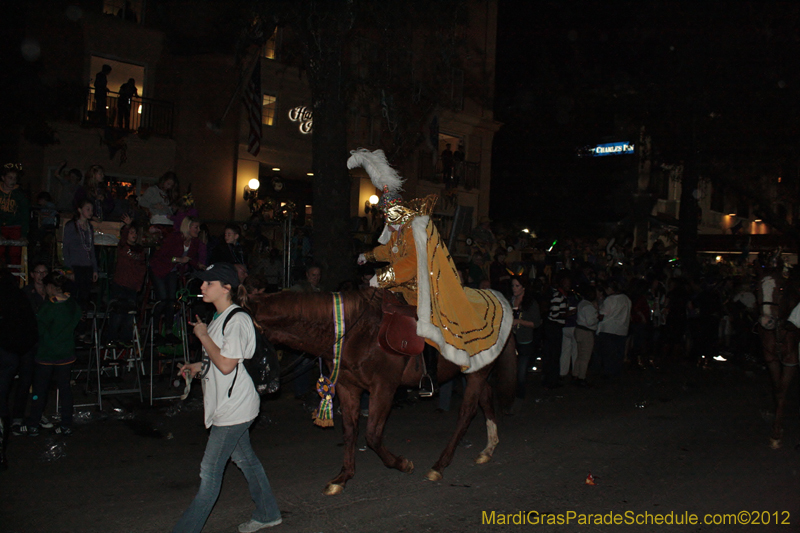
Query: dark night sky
491,1,800,236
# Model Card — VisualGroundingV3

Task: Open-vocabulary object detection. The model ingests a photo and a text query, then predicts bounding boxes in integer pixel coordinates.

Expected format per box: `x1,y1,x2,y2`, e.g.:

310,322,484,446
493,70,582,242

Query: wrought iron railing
462,161,479,190
418,153,481,191
84,88,174,137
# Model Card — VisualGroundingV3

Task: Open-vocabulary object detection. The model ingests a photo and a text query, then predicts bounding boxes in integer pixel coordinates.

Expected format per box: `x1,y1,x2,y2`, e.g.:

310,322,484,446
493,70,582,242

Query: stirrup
418,374,435,398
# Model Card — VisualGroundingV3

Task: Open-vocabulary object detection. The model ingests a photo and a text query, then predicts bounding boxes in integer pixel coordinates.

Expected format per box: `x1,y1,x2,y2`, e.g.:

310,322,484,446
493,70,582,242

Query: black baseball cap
192,262,240,288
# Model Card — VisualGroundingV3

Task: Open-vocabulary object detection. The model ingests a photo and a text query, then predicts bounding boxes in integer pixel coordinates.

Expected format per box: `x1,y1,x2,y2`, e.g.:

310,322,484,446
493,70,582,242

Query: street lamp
244,178,260,201
365,194,379,215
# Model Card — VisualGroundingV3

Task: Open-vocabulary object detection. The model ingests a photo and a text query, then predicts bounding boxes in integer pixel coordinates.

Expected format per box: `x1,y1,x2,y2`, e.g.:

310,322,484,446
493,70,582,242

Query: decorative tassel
312,293,346,428
313,375,336,427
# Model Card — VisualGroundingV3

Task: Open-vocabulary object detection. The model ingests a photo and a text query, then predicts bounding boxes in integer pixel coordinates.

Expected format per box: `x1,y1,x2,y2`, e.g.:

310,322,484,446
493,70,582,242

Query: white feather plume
347,148,404,193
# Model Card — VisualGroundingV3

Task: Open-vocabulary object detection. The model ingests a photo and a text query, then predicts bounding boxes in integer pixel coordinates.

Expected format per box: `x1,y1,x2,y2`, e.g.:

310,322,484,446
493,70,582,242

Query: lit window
102,0,142,23
263,28,279,60
262,95,277,126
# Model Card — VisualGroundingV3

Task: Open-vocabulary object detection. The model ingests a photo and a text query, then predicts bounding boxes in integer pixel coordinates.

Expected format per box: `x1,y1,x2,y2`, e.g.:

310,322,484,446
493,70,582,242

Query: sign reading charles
588,141,635,157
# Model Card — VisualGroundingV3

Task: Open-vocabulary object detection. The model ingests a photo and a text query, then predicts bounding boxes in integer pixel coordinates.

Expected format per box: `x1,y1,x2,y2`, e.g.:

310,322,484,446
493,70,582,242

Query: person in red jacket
106,214,147,345
149,216,203,342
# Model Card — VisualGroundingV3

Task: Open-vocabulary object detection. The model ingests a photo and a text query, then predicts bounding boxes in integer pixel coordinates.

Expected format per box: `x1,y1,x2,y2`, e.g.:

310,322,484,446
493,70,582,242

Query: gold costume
366,195,512,372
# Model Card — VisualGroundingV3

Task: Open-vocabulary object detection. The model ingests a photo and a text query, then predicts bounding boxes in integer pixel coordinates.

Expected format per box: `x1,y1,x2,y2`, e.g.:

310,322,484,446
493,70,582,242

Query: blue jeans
173,421,281,533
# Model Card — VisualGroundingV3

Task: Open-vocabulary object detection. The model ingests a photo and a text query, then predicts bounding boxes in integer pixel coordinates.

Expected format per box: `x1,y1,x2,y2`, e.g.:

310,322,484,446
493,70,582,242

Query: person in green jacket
21,271,82,436
0,163,30,267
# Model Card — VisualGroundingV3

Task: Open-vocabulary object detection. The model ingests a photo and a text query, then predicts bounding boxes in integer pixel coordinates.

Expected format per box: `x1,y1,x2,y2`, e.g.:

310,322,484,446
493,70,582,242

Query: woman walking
173,262,281,533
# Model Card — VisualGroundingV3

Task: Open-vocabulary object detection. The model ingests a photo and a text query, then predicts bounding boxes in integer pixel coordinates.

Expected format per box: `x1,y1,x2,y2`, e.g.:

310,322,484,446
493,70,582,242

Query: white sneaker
39,416,54,429
238,518,282,532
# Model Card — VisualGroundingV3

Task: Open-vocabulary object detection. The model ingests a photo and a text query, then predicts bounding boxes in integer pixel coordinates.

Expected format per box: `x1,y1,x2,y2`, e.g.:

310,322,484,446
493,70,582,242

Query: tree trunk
307,31,353,291
677,158,699,274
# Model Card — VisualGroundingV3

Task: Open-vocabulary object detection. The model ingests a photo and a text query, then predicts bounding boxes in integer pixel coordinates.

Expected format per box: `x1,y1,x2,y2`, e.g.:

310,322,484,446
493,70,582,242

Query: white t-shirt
788,301,800,329
199,305,259,428
576,300,599,330
597,293,632,336
138,186,173,225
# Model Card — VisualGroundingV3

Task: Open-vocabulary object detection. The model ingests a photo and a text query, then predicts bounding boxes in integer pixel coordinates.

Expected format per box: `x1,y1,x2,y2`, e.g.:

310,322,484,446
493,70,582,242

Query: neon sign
288,106,313,134
589,142,634,157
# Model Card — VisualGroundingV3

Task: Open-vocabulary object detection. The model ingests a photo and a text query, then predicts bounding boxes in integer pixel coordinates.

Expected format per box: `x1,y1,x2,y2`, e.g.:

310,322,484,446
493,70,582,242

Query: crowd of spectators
0,161,782,450
0,164,271,450
456,224,770,416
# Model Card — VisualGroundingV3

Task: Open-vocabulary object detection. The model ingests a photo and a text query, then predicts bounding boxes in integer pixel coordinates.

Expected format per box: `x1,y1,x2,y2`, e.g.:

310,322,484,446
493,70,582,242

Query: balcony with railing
84,88,174,137
418,153,481,190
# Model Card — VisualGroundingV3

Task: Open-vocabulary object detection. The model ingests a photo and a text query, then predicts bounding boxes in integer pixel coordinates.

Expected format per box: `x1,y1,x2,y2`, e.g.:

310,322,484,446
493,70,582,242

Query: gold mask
384,194,438,225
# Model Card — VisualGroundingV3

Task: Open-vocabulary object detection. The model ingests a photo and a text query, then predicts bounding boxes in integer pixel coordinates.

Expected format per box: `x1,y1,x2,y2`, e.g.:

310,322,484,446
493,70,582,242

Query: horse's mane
260,289,380,319
250,289,382,352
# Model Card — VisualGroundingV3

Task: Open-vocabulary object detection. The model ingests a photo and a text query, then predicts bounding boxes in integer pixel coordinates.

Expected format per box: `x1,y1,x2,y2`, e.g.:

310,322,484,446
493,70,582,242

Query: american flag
244,60,262,156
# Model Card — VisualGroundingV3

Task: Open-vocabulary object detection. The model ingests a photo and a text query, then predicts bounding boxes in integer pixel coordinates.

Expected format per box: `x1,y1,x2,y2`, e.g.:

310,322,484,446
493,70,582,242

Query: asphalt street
2,359,798,533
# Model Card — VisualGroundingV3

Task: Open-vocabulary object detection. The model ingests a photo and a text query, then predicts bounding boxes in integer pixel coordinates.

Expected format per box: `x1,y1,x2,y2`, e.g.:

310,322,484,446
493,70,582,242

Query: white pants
560,326,577,376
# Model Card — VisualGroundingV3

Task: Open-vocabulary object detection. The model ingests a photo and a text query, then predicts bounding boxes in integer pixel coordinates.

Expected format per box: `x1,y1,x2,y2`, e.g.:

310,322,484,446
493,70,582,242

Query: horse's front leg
365,382,415,474
425,369,488,481
323,383,360,495
475,376,499,465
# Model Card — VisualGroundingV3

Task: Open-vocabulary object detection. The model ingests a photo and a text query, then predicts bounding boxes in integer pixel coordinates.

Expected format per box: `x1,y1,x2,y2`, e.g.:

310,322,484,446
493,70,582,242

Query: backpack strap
222,307,249,397
222,306,248,334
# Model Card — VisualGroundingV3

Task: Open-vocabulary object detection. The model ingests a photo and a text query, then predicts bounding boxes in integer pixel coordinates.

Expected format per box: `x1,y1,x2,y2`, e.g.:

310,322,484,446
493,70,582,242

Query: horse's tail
493,333,517,411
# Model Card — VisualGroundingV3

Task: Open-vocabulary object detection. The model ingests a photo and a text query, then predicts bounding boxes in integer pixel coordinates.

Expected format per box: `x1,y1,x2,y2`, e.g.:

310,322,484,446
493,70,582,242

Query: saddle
378,290,425,357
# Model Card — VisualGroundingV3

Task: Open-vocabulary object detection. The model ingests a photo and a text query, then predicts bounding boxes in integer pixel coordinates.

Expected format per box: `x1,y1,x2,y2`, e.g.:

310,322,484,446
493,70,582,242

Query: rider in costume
349,148,512,377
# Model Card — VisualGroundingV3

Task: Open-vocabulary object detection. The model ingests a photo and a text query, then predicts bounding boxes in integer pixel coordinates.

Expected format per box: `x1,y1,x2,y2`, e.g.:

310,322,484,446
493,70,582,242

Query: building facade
18,1,500,246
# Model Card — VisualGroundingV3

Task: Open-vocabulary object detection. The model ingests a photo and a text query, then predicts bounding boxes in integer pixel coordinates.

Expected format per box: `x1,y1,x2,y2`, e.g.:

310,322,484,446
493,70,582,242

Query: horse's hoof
425,469,443,482
475,452,492,465
323,483,345,496
400,458,415,474
769,438,782,450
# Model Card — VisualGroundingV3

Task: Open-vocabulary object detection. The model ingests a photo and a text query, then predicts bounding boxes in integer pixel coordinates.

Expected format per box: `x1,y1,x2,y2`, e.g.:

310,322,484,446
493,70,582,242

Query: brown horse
250,288,516,495
755,261,799,449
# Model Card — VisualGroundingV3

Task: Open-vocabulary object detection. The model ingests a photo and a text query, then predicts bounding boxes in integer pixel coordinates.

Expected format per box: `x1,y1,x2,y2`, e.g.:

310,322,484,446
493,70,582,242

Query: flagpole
213,47,262,129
